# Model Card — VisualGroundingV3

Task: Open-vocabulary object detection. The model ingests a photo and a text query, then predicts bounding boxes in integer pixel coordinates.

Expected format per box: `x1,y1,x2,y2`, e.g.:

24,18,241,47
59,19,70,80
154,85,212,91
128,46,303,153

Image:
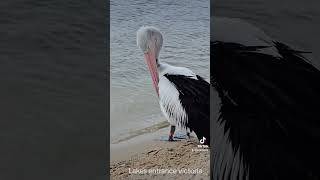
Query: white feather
159,63,198,80
158,75,188,127
157,63,200,128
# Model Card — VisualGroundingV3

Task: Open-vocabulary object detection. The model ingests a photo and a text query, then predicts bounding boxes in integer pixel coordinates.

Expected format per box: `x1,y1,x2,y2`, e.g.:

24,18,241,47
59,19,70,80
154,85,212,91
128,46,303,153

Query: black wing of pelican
211,17,320,180
164,74,210,144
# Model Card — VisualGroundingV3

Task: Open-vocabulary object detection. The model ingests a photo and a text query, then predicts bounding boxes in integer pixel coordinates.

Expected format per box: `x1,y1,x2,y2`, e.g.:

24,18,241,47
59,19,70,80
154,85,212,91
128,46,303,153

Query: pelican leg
187,131,190,139
168,125,176,141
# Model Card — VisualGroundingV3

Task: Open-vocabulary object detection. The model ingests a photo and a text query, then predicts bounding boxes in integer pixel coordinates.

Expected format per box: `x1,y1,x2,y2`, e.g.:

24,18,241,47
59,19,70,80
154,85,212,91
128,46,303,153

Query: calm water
110,0,210,143
1,1,107,179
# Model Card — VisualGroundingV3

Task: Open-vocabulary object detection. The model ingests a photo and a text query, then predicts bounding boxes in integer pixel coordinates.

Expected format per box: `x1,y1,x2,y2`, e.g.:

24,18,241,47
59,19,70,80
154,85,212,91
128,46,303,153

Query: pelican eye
144,47,150,53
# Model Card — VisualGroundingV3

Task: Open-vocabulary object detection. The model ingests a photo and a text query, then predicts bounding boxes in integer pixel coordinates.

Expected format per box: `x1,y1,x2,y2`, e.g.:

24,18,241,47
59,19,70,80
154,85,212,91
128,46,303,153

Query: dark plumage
210,40,320,180
164,74,210,145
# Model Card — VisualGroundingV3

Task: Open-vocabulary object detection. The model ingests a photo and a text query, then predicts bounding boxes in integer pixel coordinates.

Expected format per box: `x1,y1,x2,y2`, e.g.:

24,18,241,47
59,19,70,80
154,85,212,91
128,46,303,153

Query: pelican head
136,26,163,96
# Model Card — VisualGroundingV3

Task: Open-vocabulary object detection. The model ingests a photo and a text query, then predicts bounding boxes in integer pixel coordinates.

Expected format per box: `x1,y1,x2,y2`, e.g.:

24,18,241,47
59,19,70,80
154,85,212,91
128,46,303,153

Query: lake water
110,0,210,143
1,1,107,179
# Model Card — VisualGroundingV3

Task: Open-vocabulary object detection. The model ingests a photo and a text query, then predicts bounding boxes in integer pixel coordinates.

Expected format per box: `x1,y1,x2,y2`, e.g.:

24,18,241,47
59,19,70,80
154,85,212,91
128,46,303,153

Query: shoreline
110,127,210,180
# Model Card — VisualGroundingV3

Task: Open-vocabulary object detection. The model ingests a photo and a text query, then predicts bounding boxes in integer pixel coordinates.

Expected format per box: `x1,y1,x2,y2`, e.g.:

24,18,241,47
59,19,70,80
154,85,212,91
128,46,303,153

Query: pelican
136,26,210,144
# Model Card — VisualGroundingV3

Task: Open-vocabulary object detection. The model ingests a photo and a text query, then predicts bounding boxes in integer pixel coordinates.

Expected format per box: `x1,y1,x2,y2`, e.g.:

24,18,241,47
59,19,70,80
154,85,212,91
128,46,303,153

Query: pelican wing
211,40,320,180
164,74,210,142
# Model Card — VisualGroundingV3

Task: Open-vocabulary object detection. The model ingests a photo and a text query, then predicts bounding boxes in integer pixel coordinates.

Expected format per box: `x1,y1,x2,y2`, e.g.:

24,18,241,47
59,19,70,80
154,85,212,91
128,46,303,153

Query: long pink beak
143,48,159,96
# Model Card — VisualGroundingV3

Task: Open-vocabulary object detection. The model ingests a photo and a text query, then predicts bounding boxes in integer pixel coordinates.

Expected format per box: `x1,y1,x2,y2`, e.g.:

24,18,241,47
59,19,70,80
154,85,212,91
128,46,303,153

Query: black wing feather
164,74,210,144
211,41,320,180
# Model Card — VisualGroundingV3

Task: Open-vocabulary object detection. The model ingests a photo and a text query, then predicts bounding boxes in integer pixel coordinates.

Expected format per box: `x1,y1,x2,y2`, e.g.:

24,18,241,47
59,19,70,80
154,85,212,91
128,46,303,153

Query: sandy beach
110,128,210,180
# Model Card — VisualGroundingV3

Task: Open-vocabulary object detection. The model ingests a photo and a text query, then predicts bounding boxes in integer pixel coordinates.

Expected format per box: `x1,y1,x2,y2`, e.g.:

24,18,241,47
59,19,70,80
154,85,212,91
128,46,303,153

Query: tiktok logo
199,137,206,144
